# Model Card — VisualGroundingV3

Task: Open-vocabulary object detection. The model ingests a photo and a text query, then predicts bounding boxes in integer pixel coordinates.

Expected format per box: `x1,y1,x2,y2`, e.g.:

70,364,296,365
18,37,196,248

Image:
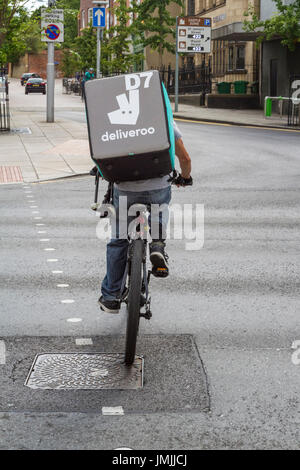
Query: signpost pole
47,0,55,123
175,16,179,113
47,41,55,123
97,27,101,79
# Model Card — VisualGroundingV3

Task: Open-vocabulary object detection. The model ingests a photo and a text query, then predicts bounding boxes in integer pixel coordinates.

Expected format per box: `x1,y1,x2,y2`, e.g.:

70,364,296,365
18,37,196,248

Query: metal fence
288,75,300,127
0,67,10,131
159,63,212,96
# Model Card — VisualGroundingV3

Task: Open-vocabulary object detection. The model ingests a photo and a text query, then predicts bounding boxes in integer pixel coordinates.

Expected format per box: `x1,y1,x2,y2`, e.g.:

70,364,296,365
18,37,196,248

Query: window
188,0,195,15
88,8,93,26
82,10,85,29
228,45,234,71
236,45,245,70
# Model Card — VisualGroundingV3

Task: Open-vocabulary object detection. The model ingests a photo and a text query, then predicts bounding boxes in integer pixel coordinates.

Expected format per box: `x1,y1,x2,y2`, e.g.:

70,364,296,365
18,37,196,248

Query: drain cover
11,127,32,135
25,353,143,390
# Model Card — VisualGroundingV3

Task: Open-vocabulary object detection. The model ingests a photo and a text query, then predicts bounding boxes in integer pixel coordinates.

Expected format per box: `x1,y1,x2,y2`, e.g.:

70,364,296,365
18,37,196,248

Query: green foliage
243,0,300,51
136,0,183,67
0,4,42,66
55,0,80,48
61,48,81,77
74,25,97,71
105,0,144,73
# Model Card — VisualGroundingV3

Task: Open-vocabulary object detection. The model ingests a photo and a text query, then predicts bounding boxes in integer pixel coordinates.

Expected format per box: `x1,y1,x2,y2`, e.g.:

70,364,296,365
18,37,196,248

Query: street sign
93,7,106,28
41,8,64,43
177,17,211,54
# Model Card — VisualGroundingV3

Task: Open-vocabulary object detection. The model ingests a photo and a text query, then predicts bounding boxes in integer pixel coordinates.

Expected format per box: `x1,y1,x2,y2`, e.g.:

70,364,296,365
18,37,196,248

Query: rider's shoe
98,296,120,314
149,241,169,277
89,165,98,176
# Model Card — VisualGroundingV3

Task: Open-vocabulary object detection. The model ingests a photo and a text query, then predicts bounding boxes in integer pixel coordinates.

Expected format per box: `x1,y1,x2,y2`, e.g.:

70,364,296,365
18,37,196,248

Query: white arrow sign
95,9,103,25
93,7,105,27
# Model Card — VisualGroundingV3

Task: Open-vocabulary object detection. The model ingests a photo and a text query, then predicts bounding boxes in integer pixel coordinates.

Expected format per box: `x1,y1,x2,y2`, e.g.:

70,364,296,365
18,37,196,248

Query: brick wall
28,50,64,79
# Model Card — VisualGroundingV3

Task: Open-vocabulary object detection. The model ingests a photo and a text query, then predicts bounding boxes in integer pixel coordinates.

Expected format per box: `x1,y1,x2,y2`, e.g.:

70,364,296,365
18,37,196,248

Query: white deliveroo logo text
108,72,153,126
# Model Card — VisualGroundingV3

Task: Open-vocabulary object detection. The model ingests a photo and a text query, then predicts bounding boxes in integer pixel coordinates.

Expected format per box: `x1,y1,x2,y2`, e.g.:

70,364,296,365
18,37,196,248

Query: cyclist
99,121,192,314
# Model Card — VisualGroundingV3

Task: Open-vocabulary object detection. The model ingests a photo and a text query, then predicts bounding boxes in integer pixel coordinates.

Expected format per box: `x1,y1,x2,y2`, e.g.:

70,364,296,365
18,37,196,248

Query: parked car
21,73,41,86
25,78,46,95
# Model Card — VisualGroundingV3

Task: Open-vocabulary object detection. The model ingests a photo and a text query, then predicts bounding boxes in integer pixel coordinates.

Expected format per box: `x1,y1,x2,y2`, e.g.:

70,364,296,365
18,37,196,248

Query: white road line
0,341,6,365
47,259,58,262
36,224,45,226
52,270,63,274
57,284,69,288
38,231,47,234
67,318,82,323
40,239,50,242
30,206,38,209
102,407,124,416
32,211,39,214
75,338,93,346
44,248,56,251
61,299,75,304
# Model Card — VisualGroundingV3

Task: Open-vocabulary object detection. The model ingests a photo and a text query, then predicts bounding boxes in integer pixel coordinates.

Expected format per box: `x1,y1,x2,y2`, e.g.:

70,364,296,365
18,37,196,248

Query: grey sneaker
98,296,120,314
149,241,169,277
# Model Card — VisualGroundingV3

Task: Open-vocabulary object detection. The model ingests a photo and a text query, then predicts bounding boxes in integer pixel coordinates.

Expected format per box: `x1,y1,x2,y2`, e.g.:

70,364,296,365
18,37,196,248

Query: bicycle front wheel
125,239,144,365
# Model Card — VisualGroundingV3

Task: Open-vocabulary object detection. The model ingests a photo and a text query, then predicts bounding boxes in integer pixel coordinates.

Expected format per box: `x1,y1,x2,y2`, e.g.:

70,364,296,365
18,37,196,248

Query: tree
55,0,80,48
243,0,300,51
106,0,144,73
0,0,30,48
136,0,183,68
0,4,42,66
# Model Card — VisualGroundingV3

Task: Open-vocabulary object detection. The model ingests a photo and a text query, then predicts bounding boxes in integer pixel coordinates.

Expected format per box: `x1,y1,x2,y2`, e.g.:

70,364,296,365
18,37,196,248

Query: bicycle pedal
152,267,169,278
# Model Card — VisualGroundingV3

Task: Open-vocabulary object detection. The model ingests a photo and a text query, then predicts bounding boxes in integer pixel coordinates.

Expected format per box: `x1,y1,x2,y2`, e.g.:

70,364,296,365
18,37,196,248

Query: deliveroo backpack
85,70,175,182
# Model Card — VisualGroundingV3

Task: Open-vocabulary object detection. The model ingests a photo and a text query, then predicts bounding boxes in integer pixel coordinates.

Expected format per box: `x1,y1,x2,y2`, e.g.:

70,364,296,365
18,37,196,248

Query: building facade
259,0,300,101
185,0,260,91
78,0,182,70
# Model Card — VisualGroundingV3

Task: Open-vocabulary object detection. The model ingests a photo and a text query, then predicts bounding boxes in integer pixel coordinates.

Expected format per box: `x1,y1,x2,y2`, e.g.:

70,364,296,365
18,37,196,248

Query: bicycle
91,168,193,365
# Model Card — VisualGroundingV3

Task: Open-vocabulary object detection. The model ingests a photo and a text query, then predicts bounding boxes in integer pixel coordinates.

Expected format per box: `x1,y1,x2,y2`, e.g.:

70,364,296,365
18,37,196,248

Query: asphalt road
1,119,300,449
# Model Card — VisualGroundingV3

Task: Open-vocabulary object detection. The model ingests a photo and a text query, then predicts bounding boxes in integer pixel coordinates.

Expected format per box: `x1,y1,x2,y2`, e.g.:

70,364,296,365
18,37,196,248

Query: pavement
1,78,299,184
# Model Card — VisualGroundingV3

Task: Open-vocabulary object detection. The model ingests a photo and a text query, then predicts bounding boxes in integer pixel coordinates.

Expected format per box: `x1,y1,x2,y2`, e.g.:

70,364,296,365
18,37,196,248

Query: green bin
234,80,249,94
217,82,231,94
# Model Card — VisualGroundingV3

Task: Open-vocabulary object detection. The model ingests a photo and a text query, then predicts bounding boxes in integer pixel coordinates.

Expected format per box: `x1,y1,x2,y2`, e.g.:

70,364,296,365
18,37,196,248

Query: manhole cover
25,353,143,390
11,127,32,135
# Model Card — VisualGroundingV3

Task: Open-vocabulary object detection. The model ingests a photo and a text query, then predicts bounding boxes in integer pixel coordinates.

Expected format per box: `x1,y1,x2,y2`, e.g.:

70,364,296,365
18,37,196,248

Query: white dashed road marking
38,231,47,234
47,259,58,262
40,239,50,242
75,338,93,346
102,407,124,416
52,270,63,274
44,248,56,251
61,299,75,304
67,318,82,323
57,284,69,288
36,224,45,226
0,341,6,365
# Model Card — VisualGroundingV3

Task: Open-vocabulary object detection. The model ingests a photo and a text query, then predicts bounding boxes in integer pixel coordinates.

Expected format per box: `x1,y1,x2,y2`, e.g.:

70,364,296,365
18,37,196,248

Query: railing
158,63,212,96
0,67,10,131
288,75,300,127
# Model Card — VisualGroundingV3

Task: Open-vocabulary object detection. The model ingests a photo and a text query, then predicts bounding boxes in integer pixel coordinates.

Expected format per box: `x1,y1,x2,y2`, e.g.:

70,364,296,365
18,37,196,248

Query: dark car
25,78,46,95
21,73,41,86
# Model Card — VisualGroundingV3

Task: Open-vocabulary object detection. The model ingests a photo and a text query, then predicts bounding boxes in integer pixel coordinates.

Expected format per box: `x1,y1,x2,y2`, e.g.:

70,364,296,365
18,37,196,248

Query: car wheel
43,91,46,95
25,91,28,95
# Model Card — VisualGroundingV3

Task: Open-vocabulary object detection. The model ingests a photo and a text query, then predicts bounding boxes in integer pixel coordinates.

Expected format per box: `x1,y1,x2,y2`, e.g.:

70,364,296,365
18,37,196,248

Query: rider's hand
174,174,193,187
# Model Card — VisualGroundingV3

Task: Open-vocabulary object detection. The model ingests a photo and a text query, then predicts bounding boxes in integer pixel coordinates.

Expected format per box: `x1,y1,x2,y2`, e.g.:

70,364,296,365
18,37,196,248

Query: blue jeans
101,186,172,301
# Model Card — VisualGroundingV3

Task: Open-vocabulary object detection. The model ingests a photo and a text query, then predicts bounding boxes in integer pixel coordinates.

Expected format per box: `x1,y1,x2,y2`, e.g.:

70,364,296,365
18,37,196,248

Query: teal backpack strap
162,82,175,170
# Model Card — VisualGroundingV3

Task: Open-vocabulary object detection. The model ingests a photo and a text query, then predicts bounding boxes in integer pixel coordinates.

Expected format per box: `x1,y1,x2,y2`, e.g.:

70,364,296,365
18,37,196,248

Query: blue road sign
204,19,211,26
93,7,106,28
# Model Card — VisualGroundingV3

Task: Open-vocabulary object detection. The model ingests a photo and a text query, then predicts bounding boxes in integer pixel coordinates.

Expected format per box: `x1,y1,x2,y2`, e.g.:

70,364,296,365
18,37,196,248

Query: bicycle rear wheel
125,239,144,365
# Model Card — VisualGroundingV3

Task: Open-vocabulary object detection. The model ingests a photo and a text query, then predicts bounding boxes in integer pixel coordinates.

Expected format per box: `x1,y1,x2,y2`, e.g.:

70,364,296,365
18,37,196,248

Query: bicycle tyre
125,239,144,365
